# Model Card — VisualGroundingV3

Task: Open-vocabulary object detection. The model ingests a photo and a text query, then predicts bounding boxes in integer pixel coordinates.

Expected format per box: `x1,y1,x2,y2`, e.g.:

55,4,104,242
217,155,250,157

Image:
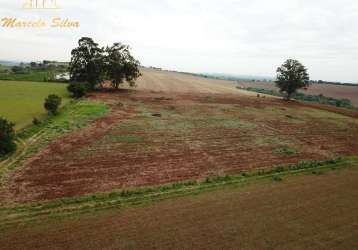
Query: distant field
0,71,55,82
135,68,254,95
238,81,358,106
0,80,70,129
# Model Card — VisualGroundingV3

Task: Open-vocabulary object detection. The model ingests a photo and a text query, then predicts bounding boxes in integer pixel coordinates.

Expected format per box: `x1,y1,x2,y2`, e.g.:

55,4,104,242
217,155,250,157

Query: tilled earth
1,90,358,204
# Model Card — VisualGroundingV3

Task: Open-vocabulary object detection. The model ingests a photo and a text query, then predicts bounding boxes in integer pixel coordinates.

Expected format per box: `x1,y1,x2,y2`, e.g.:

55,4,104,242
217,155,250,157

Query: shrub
0,117,17,157
32,117,41,125
67,82,88,99
44,94,62,115
272,175,283,182
312,170,324,175
274,147,298,156
274,166,285,173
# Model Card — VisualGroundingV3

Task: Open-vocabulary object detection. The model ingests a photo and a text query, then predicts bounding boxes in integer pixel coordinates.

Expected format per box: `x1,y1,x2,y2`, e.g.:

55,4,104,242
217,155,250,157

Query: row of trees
69,37,141,91
10,61,67,74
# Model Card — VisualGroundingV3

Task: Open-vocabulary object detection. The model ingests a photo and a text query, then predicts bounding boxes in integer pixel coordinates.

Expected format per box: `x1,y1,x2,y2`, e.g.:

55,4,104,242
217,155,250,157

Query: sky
0,0,357,83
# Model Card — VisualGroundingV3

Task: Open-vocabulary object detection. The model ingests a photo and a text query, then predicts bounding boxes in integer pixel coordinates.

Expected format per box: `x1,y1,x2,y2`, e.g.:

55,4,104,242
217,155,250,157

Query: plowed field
1,88,358,204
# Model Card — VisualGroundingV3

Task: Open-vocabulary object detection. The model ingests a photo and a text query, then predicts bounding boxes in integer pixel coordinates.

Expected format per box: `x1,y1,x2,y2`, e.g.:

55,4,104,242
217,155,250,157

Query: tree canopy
69,37,141,90
69,37,105,90
105,43,141,89
275,59,310,100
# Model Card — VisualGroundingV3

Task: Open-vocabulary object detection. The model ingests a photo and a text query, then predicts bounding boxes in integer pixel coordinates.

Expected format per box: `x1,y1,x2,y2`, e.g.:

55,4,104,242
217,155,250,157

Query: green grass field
0,71,55,82
0,80,70,129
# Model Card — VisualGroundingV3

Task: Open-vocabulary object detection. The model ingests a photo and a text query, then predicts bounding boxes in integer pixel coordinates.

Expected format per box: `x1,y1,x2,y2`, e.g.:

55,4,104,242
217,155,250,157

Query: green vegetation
0,118,16,157
0,156,356,229
272,175,283,181
104,42,141,88
0,71,54,82
244,87,356,109
67,82,88,98
0,61,68,82
276,59,310,100
44,94,62,115
273,146,299,156
69,37,141,90
0,81,70,129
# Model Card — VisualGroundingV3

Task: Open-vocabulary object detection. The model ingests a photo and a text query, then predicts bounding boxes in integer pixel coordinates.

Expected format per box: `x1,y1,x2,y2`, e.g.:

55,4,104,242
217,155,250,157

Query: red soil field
1,167,358,250
1,89,357,205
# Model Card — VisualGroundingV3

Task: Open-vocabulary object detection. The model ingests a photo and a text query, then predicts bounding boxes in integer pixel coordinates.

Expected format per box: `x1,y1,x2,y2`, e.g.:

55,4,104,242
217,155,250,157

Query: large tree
69,37,141,91
69,37,105,90
105,43,141,89
275,59,310,100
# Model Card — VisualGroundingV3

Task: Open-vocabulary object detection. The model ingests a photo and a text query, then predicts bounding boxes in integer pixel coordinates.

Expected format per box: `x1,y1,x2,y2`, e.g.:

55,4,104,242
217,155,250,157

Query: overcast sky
0,0,357,82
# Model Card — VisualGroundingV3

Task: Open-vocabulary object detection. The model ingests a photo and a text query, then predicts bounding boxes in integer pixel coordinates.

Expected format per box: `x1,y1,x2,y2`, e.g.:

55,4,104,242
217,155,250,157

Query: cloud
0,0,357,82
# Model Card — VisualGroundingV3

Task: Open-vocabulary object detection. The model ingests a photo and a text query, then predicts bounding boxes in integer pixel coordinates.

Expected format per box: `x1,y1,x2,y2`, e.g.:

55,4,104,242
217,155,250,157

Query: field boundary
0,156,357,229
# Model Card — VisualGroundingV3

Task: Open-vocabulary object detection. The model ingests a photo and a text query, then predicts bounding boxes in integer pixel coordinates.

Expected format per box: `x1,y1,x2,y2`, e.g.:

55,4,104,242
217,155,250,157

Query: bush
67,82,88,99
44,94,62,115
0,117,17,157
32,117,41,125
272,175,283,182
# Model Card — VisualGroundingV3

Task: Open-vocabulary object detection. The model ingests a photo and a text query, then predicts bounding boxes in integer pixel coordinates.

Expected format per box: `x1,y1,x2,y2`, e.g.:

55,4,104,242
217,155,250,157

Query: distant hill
0,60,20,66
200,73,275,82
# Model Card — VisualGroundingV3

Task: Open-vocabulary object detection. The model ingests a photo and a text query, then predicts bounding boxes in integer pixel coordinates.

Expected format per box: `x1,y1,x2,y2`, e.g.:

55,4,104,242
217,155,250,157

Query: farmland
1,70,358,204
238,80,358,106
0,159,357,249
0,80,70,129
135,68,248,95
0,70,358,249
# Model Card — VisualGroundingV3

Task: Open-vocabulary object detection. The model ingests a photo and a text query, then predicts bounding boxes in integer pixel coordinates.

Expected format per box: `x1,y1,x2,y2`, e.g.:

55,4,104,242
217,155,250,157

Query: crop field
0,160,357,250
1,87,358,204
0,70,358,249
135,68,252,95
238,81,358,106
0,80,70,129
